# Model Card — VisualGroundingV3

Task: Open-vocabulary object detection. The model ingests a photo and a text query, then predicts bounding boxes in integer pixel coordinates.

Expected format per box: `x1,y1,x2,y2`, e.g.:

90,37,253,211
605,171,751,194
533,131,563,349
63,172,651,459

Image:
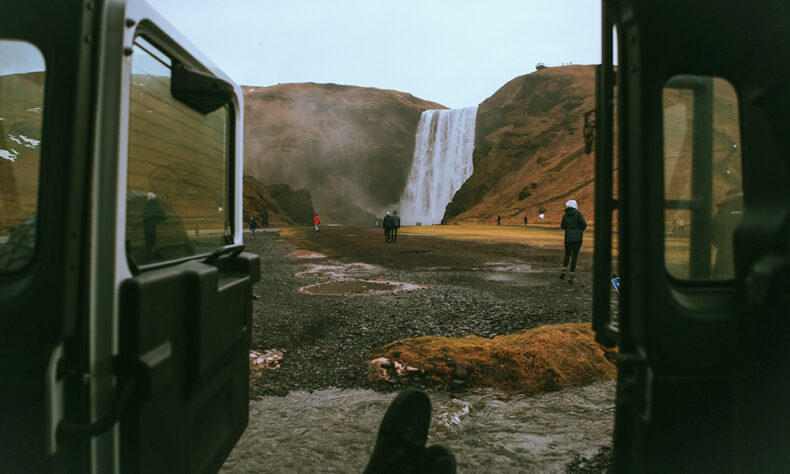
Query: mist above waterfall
398,107,477,225
242,83,446,225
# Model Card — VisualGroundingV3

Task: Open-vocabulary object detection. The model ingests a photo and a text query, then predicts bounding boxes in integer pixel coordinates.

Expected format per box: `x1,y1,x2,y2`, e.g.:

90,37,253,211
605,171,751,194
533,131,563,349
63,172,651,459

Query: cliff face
243,175,315,227
444,66,597,225
242,83,445,225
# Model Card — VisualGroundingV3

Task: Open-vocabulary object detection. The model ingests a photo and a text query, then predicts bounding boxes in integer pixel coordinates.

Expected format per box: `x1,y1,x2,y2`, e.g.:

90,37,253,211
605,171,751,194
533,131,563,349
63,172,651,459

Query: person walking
497,215,501,226
143,192,166,258
560,199,587,283
524,216,528,226
391,210,401,243
383,212,393,242
249,216,257,240
313,214,320,232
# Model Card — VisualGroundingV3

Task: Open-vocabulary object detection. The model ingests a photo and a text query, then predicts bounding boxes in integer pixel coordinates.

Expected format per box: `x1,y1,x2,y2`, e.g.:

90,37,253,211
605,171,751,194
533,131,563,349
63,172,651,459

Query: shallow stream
222,381,614,473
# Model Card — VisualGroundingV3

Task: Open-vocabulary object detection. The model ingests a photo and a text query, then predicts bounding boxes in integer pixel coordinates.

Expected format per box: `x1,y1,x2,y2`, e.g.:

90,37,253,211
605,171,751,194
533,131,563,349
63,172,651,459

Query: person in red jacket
313,214,320,232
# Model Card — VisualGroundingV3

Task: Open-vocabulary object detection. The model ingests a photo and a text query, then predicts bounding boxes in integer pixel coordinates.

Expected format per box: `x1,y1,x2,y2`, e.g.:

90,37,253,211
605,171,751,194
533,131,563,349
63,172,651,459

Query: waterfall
398,107,477,226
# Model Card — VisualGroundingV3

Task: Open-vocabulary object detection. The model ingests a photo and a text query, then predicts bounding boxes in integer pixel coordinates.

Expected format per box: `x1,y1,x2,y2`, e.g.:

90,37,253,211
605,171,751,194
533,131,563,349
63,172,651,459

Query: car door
595,1,790,472
0,1,258,472
108,5,259,473
0,0,98,471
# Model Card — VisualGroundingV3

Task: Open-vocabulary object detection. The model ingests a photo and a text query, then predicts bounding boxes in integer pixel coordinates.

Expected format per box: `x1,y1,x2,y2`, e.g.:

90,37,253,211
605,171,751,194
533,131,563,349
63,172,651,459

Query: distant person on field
391,210,401,243
249,216,257,240
383,212,393,242
313,214,320,232
524,216,528,226
560,199,587,284
497,215,501,226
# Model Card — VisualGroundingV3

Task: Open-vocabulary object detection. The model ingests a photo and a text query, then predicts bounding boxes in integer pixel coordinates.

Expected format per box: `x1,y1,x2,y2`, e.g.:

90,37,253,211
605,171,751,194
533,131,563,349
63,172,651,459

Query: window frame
0,39,47,275
124,24,237,274
660,74,744,287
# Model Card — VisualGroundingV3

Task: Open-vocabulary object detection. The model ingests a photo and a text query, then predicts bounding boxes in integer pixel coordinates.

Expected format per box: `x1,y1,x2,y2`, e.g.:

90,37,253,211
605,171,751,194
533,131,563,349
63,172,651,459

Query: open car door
0,1,258,472
595,0,790,472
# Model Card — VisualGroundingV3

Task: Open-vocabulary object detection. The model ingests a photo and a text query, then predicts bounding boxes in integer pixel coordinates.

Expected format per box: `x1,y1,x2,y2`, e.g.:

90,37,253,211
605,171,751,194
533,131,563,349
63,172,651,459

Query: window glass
0,40,45,272
126,37,230,267
663,75,742,280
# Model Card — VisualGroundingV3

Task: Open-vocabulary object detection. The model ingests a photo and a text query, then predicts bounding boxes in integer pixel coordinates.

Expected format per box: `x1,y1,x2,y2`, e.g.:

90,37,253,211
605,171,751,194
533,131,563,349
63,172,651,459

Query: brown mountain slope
243,83,445,225
444,65,596,225
444,67,740,227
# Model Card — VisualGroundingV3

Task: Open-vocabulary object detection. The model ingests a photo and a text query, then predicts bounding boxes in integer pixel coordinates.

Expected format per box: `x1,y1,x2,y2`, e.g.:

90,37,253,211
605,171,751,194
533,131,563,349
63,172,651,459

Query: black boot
364,388,456,474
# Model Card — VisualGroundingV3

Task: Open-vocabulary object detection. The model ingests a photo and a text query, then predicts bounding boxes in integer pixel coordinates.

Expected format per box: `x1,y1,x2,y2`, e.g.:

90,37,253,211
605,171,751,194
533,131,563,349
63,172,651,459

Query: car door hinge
616,349,653,422
57,355,140,439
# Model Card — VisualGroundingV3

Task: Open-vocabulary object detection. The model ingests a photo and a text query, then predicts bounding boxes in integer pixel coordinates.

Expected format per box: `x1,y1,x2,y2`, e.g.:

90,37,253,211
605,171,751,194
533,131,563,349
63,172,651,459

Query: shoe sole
364,388,432,473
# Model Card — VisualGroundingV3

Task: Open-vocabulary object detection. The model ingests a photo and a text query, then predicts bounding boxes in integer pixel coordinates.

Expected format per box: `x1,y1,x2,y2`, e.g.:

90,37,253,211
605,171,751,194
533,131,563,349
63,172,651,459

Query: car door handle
204,243,244,264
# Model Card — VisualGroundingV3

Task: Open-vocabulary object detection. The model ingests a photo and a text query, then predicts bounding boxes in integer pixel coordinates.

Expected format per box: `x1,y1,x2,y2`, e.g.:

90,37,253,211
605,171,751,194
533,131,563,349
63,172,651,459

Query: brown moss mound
370,323,616,393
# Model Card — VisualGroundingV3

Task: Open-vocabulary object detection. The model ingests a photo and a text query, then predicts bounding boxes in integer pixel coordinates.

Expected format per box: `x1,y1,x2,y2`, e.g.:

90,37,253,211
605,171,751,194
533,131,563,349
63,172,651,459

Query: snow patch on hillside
7,134,39,149
0,148,18,161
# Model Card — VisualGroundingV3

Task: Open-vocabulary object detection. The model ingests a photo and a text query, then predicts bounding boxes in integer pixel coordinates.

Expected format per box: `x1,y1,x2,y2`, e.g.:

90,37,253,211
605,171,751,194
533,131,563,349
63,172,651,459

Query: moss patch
369,322,616,393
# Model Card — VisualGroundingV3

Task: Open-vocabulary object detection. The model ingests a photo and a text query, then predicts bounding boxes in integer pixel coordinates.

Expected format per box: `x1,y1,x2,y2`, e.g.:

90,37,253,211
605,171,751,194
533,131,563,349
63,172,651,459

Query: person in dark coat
249,216,257,240
560,199,587,283
391,210,401,243
383,212,393,242
143,192,166,258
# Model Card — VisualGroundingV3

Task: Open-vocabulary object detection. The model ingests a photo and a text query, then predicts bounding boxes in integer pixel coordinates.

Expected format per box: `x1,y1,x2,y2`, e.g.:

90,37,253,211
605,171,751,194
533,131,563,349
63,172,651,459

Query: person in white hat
560,199,587,283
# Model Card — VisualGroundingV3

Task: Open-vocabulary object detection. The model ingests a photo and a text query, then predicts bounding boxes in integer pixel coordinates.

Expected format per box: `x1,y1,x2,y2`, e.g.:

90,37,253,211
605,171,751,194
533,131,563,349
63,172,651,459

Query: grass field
399,223,605,253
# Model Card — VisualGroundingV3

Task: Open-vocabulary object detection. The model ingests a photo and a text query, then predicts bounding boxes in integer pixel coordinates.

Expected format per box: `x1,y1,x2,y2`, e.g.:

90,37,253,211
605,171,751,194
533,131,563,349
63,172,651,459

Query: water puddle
483,262,541,273
477,262,545,285
296,262,424,296
222,382,615,473
295,262,381,278
288,250,327,259
299,279,424,296
485,274,515,282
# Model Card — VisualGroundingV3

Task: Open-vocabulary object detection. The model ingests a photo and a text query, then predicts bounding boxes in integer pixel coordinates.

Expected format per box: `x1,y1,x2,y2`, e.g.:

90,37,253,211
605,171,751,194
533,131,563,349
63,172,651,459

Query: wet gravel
246,226,594,397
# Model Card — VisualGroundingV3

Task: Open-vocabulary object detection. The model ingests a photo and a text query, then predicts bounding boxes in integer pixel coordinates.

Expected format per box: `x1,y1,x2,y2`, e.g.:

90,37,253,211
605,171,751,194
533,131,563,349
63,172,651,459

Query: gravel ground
246,226,594,397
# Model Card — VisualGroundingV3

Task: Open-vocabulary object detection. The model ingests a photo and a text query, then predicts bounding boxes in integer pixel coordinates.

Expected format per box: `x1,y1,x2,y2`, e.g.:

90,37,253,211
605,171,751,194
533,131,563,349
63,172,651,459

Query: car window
126,37,231,268
0,40,45,272
663,75,743,280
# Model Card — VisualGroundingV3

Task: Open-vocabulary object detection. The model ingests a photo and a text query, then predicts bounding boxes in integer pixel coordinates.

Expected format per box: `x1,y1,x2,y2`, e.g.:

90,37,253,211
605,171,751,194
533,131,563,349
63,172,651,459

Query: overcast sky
153,1,601,109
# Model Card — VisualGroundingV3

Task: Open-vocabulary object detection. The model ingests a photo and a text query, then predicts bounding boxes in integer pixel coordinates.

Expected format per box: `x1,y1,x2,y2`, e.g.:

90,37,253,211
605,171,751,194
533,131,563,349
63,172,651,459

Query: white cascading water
398,107,477,226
